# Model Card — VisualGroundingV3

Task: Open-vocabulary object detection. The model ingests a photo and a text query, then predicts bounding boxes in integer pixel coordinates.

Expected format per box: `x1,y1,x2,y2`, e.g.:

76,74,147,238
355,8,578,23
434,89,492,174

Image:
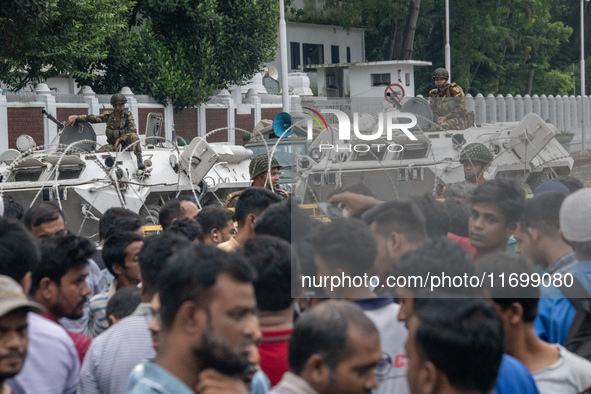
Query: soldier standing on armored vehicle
429,68,474,131
226,154,288,208
459,143,494,186
63,93,145,170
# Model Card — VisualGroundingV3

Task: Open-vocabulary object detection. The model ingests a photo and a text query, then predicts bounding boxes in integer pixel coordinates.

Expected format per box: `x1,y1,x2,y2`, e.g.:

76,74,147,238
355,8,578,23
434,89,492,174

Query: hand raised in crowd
328,191,380,219
196,369,250,394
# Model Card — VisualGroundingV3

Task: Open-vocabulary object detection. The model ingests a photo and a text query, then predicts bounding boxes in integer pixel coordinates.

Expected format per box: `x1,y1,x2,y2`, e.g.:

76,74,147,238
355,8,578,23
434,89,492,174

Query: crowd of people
0,160,590,394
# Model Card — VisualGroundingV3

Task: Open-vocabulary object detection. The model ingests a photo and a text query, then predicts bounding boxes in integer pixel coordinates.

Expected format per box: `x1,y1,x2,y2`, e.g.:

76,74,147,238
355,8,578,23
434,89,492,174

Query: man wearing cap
459,143,494,186
63,93,145,170
0,275,45,394
226,154,287,208
534,188,591,345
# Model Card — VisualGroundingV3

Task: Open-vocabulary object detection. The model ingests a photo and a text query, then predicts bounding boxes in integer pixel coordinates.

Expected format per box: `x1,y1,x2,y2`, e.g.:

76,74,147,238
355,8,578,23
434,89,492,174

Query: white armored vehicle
0,112,252,241
264,97,574,203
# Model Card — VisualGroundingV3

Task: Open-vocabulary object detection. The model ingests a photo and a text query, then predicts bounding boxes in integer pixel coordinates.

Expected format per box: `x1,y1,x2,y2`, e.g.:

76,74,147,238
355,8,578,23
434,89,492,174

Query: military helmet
249,154,281,180
432,67,449,80
459,143,494,165
110,93,127,106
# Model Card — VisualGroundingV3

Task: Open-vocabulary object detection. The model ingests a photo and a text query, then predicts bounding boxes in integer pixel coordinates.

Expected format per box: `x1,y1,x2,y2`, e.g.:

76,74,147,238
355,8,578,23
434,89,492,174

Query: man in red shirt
242,235,294,386
30,234,94,363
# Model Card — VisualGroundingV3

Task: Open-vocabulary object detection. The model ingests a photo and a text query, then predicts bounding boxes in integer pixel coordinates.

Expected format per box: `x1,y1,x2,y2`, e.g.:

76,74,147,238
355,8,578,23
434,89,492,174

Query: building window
371,73,391,86
331,45,340,64
347,47,351,63
290,42,301,70
303,44,324,70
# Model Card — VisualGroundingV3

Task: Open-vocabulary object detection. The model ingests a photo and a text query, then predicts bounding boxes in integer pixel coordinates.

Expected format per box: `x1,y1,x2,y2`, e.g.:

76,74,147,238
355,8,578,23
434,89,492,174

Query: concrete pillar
486,94,496,123
515,94,524,121
570,95,578,133
0,92,7,152
556,95,564,130
548,95,556,126
218,89,235,144
524,94,533,115
505,94,515,122
165,103,174,144
496,94,506,122
564,95,572,131
540,95,549,121
532,94,541,117
475,93,486,124
198,105,207,138
244,89,261,126
121,87,138,125
80,86,99,115
36,83,58,147
466,93,475,113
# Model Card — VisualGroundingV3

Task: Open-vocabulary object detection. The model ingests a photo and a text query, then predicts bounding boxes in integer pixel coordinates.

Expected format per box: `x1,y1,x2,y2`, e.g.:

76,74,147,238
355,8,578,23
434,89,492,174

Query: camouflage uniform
429,83,472,131
78,110,141,155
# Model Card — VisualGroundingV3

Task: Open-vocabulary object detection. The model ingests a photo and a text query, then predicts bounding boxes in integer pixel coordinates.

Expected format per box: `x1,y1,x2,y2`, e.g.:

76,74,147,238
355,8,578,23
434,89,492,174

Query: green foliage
312,0,576,96
77,0,279,110
0,0,132,90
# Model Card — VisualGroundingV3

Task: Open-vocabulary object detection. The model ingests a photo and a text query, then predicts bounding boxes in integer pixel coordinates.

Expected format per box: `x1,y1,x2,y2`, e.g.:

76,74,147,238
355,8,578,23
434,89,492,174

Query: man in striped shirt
87,232,143,338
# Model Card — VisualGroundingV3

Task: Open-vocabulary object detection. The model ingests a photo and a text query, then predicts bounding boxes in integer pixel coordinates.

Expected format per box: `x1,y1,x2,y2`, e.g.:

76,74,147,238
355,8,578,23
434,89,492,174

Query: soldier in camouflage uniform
64,93,145,170
429,68,474,131
459,142,494,186
226,154,288,207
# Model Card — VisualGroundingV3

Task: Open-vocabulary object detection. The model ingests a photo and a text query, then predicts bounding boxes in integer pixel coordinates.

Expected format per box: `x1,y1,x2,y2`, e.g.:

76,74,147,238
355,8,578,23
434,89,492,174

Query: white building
266,21,366,95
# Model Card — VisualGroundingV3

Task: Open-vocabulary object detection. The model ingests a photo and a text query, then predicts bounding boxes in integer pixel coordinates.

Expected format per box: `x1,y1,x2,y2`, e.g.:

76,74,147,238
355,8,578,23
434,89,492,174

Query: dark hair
30,234,95,295
254,198,292,242
393,238,476,297
3,201,24,221
24,203,65,230
242,235,293,311
158,199,183,231
167,217,204,243
362,199,426,245
235,187,282,226
414,194,451,238
138,234,191,297
413,298,504,393
475,252,539,323
470,179,525,224
288,300,378,375
312,219,376,277
99,208,142,241
444,199,470,237
196,206,234,236
103,232,144,277
158,245,257,330
520,191,564,237
558,176,584,194
106,286,142,324
0,218,40,283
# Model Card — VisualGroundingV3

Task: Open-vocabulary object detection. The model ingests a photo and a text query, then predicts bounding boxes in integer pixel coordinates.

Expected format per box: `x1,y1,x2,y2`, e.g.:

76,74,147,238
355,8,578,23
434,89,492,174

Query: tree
0,0,132,90
77,0,279,109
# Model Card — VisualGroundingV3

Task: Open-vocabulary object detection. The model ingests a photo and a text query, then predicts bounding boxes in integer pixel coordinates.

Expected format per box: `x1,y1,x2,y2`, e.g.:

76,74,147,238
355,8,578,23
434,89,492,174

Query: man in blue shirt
534,188,591,345
126,245,259,394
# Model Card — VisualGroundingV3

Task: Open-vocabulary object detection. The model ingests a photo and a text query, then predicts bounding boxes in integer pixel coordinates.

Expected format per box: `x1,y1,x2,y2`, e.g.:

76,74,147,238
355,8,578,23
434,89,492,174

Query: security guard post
63,93,145,170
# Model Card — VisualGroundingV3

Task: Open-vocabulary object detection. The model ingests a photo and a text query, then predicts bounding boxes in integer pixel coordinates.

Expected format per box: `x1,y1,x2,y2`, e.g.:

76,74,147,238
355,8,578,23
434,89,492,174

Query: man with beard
126,245,259,394
30,234,94,363
0,275,45,394
269,300,382,394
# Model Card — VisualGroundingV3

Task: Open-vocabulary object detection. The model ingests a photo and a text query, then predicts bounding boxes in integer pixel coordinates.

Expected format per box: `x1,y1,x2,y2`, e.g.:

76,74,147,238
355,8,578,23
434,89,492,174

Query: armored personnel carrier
247,97,574,203
0,112,252,241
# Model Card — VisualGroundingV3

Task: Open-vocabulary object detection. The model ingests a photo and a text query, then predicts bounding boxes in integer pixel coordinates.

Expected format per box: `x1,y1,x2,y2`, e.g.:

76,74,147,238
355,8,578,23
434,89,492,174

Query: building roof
299,60,433,69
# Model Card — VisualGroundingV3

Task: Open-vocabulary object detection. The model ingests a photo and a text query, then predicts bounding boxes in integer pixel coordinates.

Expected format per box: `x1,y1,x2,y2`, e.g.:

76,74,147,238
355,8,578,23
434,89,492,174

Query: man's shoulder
89,291,109,308
429,88,439,97
449,83,464,95
29,312,73,342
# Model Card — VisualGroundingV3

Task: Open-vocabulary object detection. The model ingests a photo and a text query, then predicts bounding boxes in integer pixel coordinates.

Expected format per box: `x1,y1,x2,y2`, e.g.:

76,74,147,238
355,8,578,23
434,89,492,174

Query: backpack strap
560,276,591,314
